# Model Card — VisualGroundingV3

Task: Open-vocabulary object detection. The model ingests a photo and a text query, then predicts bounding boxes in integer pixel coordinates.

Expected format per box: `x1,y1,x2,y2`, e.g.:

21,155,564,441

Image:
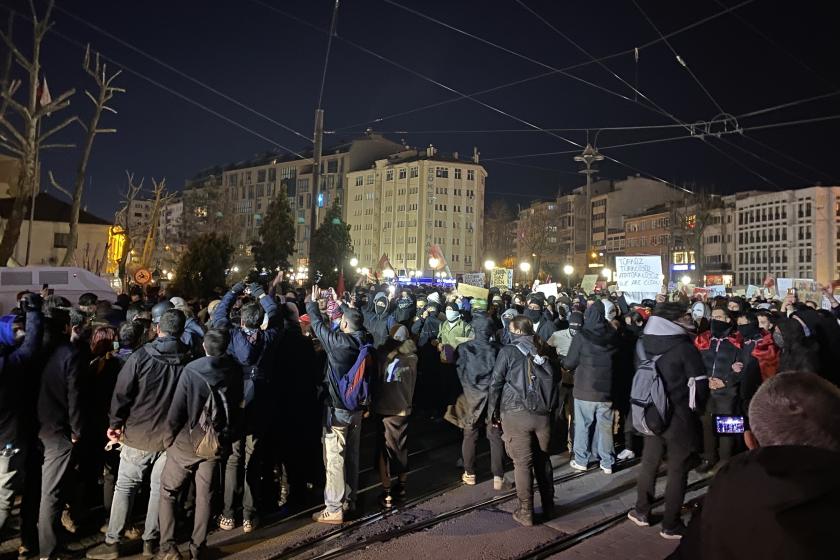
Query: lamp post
574,143,604,254
563,264,574,287
484,259,495,271
519,261,531,284
601,267,611,281
349,257,358,268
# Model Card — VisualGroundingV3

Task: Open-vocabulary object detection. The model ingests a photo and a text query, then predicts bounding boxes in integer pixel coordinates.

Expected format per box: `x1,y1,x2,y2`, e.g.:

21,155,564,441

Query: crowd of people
1,270,839,559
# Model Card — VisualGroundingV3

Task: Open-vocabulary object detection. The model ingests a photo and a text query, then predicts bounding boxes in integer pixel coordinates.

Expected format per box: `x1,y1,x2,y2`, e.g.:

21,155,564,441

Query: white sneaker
462,472,477,485
493,476,504,491
618,449,636,461
569,459,588,471
312,508,343,525
600,465,613,474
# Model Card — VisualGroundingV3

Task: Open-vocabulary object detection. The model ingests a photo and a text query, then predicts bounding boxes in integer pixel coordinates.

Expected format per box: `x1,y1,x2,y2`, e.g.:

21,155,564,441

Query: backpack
192,378,231,460
515,343,557,415
630,340,670,436
329,343,374,412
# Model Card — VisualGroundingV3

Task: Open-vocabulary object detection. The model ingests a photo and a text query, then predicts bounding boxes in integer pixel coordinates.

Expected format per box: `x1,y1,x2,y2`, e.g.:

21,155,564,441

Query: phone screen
715,415,745,434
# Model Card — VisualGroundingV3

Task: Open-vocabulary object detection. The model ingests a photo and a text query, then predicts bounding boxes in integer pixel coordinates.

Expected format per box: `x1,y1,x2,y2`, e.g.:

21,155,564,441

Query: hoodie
363,291,396,348
676,445,840,560
564,301,617,402
394,294,416,327
373,337,418,416
456,316,501,425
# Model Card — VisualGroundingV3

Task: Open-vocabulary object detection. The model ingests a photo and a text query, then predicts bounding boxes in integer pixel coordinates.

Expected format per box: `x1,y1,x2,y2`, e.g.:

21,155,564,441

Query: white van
0,267,117,315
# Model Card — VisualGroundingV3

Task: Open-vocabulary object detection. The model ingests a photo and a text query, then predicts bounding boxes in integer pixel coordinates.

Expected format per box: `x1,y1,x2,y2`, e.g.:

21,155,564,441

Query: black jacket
564,301,618,402
394,294,416,327
411,311,442,347
109,336,192,452
307,301,371,411
163,355,243,455
0,309,43,445
456,315,501,426
37,339,82,441
674,445,840,560
488,334,548,420
641,316,707,449
362,292,395,348
535,317,558,343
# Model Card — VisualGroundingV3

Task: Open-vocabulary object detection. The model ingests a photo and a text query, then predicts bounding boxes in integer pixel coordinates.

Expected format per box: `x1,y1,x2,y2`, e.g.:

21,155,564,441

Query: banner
746,285,760,299
581,274,598,294
461,272,485,287
490,268,513,289
535,282,558,298
707,285,727,298
792,278,821,304
457,283,489,300
615,256,662,303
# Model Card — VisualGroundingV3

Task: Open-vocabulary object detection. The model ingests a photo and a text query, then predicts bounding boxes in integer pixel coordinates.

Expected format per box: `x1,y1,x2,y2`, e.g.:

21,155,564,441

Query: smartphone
715,415,745,434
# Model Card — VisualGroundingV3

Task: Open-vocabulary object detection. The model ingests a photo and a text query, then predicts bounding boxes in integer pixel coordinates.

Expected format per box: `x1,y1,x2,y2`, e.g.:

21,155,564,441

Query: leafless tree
140,177,174,269
516,202,557,276
51,45,124,265
483,198,514,262
0,1,78,264
669,187,720,280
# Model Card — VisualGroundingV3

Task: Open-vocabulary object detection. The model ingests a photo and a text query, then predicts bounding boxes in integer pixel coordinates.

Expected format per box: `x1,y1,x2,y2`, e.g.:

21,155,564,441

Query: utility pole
574,143,603,265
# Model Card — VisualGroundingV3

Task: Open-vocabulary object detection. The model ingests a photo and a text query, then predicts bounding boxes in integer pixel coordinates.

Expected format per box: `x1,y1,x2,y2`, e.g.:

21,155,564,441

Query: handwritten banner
490,268,513,289
615,256,662,303
461,272,485,287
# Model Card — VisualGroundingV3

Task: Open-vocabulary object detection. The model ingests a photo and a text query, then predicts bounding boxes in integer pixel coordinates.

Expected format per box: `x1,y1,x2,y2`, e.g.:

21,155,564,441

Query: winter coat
488,334,552,420
37,339,83,441
547,328,575,359
456,316,501,426
362,292,396,348
675,445,840,560
394,295,417,327
640,316,706,450
694,329,744,415
373,338,418,416
306,301,372,412
109,336,192,452
535,318,558,343
438,318,473,349
0,309,43,445
411,312,442,347
180,317,205,357
163,355,243,456
564,301,617,403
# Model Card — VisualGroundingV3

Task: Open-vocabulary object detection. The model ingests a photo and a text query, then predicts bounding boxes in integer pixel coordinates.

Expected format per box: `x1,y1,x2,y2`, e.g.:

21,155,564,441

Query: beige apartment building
345,146,487,276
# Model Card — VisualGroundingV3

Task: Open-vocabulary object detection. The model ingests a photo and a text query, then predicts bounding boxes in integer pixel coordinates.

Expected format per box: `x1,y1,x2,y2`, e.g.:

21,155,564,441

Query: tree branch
40,142,76,150
0,141,23,155
34,88,75,119
40,115,80,142
47,170,72,199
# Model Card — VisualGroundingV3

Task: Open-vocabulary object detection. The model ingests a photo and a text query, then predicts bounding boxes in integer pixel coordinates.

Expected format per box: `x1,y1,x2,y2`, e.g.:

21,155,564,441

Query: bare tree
51,45,124,266
669,187,720,281
516,202,557,276
483,198,514,262
140,178,174,269
0,1,78,264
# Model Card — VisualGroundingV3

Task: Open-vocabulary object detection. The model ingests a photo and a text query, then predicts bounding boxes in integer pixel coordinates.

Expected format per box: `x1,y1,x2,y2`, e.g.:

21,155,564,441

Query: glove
22,293,42,312
231,282,246,294
249,283,265,299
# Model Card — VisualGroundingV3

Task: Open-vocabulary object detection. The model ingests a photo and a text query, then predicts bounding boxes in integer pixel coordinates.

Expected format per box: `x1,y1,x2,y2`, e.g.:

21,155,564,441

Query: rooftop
0,192,111,226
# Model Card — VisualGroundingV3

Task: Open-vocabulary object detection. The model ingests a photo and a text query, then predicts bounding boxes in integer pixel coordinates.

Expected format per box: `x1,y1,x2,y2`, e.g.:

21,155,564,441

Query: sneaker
61,510,77,534
142,541,156,558
660,524,687,540
627,510,650,527
617,449,636,461
312,508,343,525
695,460,715,474
243,519,257,533
341,502,355,514
493,476,504,491
600,465,613,475
18,546,31,560
153,549,182,560
218,516,235,531
124,525,142,540
569,459,587,471
461,472,476,485
86,543,119,560
381,491,394,508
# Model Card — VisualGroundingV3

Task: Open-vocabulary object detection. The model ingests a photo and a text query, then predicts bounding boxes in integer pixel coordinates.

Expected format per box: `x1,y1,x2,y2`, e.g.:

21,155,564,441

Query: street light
563,264,574,276
484,259,495,271
601,267,611,279
519,262,531,273
350,257,359,267
383,269,395,279
681,275,692,285
361,267,369,276
428,257,439,269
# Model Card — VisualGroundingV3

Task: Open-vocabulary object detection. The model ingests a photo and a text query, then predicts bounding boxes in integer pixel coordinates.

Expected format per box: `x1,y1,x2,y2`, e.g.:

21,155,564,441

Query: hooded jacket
676,445,840,559
641,316,706,447
694,327,743,414
109,336,192,452
373,338,417,416
456,316,501,425
0,309,43,445
394,294,417,327
564,301,618,402
411,306,442,347
37,338,82,442
363,292,396,348
438,316,473,349
488,334,551,419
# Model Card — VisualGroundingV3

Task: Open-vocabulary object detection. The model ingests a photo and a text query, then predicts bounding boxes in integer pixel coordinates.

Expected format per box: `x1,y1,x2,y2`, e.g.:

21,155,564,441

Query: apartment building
345,146,486,275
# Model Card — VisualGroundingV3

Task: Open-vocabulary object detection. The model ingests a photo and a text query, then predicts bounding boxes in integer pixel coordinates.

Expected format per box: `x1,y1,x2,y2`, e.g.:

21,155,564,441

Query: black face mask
525,309,542,323
514,304,525,314
737,324,760,339
710,319,732,338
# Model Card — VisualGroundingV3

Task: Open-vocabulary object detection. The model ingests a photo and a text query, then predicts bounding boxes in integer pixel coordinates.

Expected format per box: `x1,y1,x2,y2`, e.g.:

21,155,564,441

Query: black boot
512,499,534,527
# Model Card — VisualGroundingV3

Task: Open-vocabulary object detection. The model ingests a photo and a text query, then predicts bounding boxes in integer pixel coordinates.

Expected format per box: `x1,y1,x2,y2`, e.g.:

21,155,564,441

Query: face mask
691,306,705,321
446,310,460,323
710,319,731,338
737,324,760,339
525,309,542,323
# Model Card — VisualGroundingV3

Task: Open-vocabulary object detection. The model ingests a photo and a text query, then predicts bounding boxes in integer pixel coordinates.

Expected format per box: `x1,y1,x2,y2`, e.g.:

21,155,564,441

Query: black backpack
515,343,557,415
191,378,231,460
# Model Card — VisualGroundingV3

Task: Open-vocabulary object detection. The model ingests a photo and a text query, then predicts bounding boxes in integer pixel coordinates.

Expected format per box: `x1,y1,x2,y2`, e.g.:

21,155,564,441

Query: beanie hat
390,324,409,342
445,301,460,312
427,292,441,304
169,297,188,311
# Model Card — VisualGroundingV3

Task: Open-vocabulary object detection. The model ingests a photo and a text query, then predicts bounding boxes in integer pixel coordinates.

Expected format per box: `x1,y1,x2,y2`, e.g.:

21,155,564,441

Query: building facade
345,146,486,275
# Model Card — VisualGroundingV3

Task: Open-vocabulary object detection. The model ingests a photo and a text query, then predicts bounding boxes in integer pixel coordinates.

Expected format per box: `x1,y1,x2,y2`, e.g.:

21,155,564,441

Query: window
410,167,418,178
386,169,394,181
257,170,266,182
454,168,462,180
467,170,475,181
355,176,363,187
435,166,449,178
53,232,70,249
366,174,374,185
327,160,338,173
245,171,252,184
399,168,407,180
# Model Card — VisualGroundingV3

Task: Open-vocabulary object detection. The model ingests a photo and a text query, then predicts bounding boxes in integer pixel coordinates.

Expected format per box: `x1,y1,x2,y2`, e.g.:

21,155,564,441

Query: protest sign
457,283,489,300
461,272,485,287
746,285,760,299
535,282,558,298
615,256,662,303
491,268,513,289
792,278,821,304
581,274,598,294
707,285,727,298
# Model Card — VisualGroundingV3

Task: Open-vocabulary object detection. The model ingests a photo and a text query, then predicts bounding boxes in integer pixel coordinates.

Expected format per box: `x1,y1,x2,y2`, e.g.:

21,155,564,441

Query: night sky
2,0,839,220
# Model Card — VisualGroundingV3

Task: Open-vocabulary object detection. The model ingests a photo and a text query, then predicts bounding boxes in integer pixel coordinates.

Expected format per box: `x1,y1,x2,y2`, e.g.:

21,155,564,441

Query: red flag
428,244,446,269
377,253,394,274
336,269,346,296
38,76,51,107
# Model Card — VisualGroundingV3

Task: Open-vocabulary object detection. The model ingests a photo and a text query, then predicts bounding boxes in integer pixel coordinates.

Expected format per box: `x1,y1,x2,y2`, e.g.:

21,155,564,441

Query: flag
377,253,394,274
427,244,446,269
38,76,52,108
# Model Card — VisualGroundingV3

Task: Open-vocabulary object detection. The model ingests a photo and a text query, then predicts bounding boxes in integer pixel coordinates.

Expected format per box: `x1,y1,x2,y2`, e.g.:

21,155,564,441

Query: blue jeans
0,446,22,532
322,408,363,514
573,399,614,469
105,445,166,544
